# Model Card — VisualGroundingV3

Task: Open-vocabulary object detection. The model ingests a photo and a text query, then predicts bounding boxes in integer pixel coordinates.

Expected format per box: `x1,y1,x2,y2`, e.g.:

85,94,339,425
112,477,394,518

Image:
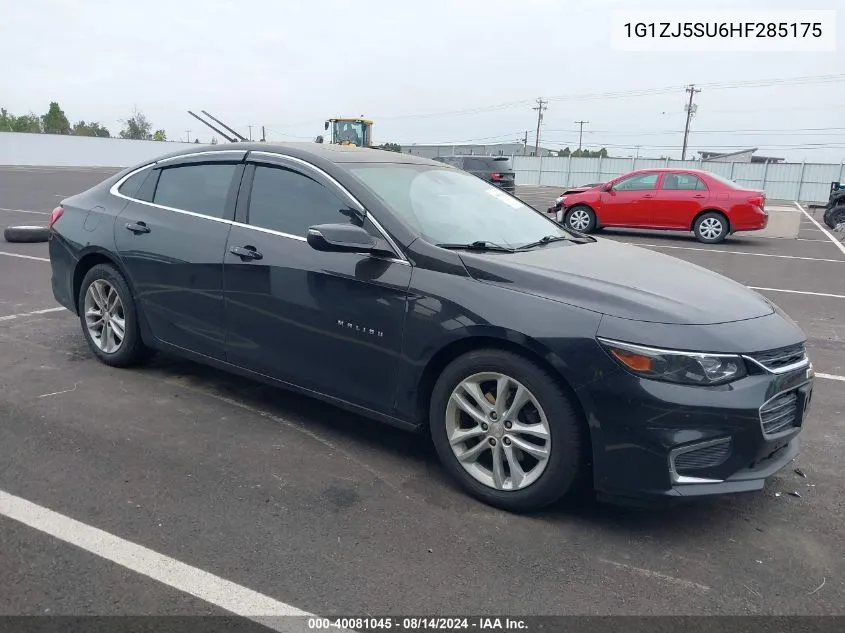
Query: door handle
125,221,150,234
230,245,263,261
693,194,706,198
642,194,654,198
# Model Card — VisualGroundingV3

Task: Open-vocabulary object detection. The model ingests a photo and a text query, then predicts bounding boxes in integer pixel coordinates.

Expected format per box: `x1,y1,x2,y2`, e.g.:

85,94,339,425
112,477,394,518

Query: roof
151,141,441,166
699,148,758,159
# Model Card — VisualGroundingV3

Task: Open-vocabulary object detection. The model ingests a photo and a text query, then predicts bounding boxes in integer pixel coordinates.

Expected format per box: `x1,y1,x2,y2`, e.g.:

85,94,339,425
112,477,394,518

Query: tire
693,211,729,244
429,349,585,513
824,205,845,230
4,225,49,243
78,263,152,367
564,205,597,233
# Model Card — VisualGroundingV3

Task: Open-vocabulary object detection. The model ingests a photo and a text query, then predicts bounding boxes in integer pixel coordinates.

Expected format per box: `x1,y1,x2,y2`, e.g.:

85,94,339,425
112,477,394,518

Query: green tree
72,120,111,138
119,108,153,140
380,142,402,152
42,101,71,134
12,113,42,133
194,138,200,143
557,147,571,157
0,108,14,131
152,129,167,141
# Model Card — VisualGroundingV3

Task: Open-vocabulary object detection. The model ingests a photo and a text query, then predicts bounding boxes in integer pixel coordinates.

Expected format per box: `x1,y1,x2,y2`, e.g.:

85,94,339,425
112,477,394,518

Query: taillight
48,206,64,229
749,195,765,208
490,173,502,181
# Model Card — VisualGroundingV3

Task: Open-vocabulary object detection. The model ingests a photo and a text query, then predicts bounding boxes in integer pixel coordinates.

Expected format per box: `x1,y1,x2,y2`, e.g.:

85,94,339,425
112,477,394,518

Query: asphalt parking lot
1,167,844,621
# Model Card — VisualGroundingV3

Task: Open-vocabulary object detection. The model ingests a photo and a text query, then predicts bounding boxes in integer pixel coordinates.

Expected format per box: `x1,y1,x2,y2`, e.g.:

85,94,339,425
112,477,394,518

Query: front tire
429,349,585,513
693,212,729,243
824,205,845,230
565,205,597,233
78,264,151,367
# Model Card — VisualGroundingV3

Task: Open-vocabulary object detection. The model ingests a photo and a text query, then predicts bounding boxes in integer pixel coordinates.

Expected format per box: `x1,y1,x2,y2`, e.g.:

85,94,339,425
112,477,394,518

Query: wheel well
691,209,730,232
416,336,589,432
72,252,118,311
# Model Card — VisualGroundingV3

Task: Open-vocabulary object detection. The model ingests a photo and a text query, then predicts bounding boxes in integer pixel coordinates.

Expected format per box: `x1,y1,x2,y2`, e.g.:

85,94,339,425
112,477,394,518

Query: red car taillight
48,205,64,229
748,195,765,208
490,173,502,181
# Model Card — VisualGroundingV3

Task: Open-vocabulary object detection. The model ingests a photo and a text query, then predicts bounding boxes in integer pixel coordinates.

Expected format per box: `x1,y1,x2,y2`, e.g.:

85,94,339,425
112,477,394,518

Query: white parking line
0,207,50,215
817,373,845,382
0,251,49,262
749,286,845,299
0,488,312,629
635,243,844,264
0,307,66,322
795,201,845,257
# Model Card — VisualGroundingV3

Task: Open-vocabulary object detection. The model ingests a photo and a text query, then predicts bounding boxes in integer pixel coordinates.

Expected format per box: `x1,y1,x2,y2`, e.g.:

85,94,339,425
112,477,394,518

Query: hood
458,238,774,325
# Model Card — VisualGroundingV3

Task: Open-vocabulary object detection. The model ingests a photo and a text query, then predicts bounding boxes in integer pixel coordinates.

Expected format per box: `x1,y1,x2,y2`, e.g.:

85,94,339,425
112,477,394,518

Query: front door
115,159,242,360
223,158,412,415
599,171,660,227
653,172,710,229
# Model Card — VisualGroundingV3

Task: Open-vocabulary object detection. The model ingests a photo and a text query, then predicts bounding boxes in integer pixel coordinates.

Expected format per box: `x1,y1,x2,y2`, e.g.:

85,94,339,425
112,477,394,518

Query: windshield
333,121,368,146
348,164,572,248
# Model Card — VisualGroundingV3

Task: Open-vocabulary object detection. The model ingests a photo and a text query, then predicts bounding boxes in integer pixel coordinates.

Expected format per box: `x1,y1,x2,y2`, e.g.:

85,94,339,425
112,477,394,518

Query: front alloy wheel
446,372,552,491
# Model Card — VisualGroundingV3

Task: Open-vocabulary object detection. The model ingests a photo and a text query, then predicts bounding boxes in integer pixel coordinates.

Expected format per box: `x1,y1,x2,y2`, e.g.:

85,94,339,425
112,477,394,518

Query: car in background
48,144,811,512
433,155,516,193
557,168,768,243
547,182,604,214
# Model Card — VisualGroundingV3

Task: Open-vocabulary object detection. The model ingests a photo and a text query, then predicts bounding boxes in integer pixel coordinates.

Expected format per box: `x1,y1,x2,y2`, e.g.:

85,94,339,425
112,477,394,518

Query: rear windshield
704,171,742,189
471,156,513,172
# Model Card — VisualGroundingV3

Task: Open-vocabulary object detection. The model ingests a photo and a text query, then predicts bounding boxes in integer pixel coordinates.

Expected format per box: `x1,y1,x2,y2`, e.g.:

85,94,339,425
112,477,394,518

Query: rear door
114,152,245,360
598,171,660,226
222,154,412,415
654,172,710,229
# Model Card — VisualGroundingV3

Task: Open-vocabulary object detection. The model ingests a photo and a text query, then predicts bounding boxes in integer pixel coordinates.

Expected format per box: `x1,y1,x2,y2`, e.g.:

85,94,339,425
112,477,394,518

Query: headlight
598,338,747,386
559,196,567,205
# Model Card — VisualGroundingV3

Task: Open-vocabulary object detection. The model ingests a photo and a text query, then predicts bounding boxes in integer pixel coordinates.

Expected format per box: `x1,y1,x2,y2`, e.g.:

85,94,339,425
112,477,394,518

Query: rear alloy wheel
693,212,729,243
78,264,151,367
430,350,585,512
565,205,596,233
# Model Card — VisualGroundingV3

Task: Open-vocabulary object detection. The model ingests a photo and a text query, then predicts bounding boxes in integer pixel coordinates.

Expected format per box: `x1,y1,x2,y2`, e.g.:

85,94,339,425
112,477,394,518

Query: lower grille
760,391,800,435
674,440,732,475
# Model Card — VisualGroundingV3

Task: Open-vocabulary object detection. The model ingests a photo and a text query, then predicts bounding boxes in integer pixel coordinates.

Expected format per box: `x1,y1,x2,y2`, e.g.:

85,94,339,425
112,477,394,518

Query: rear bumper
731,207,768,231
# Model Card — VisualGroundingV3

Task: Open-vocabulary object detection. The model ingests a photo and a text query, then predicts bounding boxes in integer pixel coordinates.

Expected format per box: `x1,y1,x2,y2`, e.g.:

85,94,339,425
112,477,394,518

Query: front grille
760,391,800,435
674,441,732,475
747,343,806,372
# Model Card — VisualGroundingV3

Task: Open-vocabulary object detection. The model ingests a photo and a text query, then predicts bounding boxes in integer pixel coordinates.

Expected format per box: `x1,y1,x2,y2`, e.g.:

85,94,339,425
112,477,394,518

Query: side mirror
603,182,614,192
307,223,377,253
324,121,330,131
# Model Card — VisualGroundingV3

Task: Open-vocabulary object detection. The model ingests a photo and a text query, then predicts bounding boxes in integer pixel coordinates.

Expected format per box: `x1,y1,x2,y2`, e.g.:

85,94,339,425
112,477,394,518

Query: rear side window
118,167,153,199
663,173,707,190
153,163,237,218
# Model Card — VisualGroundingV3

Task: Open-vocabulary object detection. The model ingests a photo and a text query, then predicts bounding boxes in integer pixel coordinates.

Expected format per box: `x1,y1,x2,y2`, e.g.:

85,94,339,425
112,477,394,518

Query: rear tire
693,212,729,243
78,264,152,367
429,349,585,513
3,225,49,243
565,205,597,233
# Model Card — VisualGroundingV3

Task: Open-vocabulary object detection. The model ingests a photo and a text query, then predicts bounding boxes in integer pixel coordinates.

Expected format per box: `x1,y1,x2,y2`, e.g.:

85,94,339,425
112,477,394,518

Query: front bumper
578,338,813,506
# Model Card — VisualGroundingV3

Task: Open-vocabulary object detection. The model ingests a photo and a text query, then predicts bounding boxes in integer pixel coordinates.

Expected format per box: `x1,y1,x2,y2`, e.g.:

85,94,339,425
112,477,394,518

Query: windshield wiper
518,235,579,250
436,240,516,253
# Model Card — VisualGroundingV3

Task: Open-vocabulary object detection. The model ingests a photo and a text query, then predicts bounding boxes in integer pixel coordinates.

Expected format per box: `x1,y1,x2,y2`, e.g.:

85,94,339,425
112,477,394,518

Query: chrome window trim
108,155,409,266
249,151,409,263
155,149,247,164
668,437,730,484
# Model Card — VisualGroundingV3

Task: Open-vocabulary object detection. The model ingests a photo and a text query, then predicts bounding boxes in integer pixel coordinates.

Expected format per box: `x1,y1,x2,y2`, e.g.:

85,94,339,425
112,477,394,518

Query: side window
663,173,707,191
118,167,153,199
153,163,238,218
248,165,376,237
614,173,659,191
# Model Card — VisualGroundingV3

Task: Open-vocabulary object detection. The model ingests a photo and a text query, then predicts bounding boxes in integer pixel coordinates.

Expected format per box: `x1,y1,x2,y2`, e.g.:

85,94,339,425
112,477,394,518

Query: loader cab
325,118,373,147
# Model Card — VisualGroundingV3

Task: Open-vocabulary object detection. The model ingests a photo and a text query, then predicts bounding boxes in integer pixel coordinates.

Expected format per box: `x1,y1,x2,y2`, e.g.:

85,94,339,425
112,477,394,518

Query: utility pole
248,125,253,141
261,125,266,142
532,98,547,157
185,130,191,143
521,130,529,156
681,84,701,161
574,120,589,151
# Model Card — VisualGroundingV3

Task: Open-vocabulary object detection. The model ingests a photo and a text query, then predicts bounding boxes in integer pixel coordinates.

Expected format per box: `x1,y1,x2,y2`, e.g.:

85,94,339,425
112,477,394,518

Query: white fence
513,156,844,204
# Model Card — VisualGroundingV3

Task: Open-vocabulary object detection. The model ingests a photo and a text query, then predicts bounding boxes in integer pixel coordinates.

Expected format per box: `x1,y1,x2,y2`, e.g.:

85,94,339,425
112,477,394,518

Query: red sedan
557,168,768,243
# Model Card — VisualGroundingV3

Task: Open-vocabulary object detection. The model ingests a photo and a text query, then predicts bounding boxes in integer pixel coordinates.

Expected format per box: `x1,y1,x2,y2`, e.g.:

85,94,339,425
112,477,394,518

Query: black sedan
48,143,815,512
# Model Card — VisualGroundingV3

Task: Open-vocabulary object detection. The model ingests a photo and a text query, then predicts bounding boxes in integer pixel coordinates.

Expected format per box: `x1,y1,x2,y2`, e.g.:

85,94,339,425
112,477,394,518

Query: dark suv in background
433,155,516,193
